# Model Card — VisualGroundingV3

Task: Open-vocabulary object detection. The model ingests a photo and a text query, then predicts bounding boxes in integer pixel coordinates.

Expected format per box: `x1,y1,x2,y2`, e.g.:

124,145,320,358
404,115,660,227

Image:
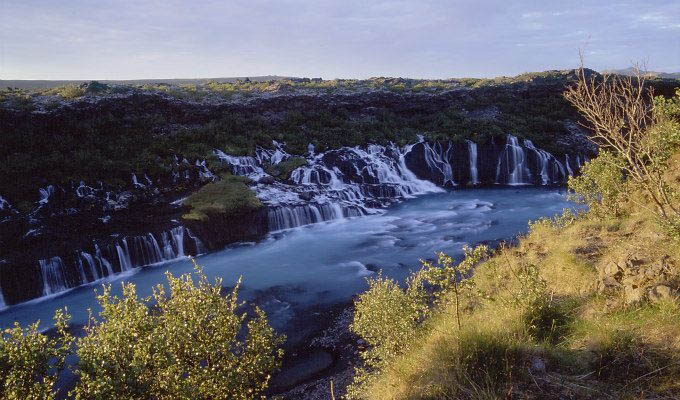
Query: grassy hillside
347,80,680,399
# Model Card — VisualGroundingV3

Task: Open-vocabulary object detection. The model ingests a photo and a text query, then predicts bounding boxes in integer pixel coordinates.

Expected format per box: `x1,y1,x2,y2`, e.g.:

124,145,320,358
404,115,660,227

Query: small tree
350,272,428,370
567,151,627,217
0,309,73,400
421,246,488,330
72,260,284,400
564,64,680,229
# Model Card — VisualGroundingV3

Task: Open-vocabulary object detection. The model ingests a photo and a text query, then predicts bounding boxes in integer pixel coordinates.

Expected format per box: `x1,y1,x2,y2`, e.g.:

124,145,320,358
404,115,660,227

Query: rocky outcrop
598,255,677,305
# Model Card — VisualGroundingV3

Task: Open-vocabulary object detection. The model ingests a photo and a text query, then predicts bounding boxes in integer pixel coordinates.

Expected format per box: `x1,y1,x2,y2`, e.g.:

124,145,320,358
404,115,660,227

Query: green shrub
350,272,428,370
568,151,627,218
421,246,488,329
57,85,85,99
0,309,73,400
72,262,284,399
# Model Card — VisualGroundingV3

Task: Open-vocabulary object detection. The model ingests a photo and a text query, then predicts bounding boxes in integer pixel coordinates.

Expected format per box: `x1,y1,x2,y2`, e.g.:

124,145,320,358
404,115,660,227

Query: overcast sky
1,0,679,80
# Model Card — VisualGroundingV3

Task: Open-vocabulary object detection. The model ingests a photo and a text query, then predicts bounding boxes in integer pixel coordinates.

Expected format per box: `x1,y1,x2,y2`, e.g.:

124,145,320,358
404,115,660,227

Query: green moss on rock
182,175,262,221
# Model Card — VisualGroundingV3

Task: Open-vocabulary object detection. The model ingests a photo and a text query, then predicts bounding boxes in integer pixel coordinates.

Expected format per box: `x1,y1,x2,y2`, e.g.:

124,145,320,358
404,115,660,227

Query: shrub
568,151,627,217
0,309,73,400
72,262,284,399
57,85,85,99
350,272,428,370
565,68,680,229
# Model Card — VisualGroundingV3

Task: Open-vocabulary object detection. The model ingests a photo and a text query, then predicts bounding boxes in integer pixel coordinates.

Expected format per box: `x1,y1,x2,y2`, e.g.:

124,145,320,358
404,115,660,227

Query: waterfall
40,257,68,296
421,142,456,186
467,140,480,185
95,244,114,276
523,140,551,185
267,202,355,231
0,279,5,308
565,155,574,176
214,150,267,179
116,239,133,271
496,135,531,185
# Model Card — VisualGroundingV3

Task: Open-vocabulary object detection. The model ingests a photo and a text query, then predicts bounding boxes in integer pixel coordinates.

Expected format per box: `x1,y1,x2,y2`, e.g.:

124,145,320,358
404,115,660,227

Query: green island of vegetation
182,175,263,222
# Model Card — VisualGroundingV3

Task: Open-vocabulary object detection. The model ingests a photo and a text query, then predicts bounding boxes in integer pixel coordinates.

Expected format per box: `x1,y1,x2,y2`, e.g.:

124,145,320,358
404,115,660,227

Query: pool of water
0,187,580,331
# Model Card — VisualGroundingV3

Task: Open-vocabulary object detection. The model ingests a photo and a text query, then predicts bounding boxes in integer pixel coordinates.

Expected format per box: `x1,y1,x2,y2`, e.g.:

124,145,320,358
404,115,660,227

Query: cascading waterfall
467,140,480,185
496,135,531,185
40,257,68,296
420,141,456,186
30,227,203,299
220,140,443,231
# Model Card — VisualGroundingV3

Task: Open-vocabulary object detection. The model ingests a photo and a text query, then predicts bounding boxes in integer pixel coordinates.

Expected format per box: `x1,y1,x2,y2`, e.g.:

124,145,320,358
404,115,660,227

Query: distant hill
0,76,294,90
603,67,680,79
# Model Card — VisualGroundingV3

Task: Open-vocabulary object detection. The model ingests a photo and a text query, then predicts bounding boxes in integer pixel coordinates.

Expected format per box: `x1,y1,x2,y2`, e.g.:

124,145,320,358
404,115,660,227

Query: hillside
344,76,680,399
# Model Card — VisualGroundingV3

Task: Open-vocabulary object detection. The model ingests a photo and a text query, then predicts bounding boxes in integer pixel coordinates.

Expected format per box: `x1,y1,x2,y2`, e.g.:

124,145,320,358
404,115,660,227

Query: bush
350,273,428,370
568,151,627,218
72,262,284,399
0,310,73,400
57,85,85,99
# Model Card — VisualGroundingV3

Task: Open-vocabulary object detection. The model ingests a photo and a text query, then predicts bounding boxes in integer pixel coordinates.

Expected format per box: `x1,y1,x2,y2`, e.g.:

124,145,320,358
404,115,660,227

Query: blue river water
0,187,579,331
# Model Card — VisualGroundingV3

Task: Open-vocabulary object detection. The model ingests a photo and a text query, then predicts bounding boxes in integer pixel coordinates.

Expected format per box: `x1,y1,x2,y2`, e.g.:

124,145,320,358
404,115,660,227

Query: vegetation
0,263,283,400
182,175,263,221
347,72,680,399
0,310,73,400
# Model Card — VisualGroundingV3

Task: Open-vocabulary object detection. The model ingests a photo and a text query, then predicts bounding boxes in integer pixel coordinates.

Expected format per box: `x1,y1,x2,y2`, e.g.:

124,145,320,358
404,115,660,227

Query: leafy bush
72,262,284,399
0,309,73,400
568,151,627,218
565,69,680,230
350,273,428,370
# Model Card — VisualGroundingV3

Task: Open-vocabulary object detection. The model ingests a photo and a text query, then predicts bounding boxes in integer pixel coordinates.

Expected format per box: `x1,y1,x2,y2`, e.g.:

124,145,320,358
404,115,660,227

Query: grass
181,175,262,221
352,157,680,399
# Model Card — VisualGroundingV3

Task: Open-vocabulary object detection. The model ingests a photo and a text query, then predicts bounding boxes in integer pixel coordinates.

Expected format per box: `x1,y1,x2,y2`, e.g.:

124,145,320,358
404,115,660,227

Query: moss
182,175,262,221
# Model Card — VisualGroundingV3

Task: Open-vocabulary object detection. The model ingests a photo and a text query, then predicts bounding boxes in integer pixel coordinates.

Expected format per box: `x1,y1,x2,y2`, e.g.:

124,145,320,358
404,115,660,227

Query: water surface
0,187,578,331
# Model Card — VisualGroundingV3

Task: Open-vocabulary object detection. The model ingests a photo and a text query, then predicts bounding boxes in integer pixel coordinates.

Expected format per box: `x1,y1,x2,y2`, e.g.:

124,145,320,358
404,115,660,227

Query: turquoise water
0,187,579,331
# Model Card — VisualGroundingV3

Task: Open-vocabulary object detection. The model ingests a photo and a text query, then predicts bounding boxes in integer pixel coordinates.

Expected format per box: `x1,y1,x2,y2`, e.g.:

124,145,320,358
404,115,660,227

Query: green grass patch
182,175,262,221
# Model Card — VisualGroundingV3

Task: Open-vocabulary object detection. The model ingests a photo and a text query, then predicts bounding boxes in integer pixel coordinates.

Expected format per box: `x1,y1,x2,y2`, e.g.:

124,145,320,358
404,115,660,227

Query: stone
624,285,644,305
529,356,546,374
648,285,673,303
258,175,275,184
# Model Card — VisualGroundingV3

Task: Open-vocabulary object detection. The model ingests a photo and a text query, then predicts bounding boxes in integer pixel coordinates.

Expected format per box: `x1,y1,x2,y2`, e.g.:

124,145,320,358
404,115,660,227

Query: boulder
648,285,674,303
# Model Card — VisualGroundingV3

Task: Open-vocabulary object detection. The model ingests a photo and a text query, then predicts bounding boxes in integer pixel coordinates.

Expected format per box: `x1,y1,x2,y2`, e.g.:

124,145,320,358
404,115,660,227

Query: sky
1,0,679,80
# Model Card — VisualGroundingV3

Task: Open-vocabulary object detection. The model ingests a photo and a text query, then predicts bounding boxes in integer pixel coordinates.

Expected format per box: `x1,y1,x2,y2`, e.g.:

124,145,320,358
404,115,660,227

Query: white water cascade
496,135,531,185
31,227,203,299
467,140,480,185
40,257,68,296
219,141,443,231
